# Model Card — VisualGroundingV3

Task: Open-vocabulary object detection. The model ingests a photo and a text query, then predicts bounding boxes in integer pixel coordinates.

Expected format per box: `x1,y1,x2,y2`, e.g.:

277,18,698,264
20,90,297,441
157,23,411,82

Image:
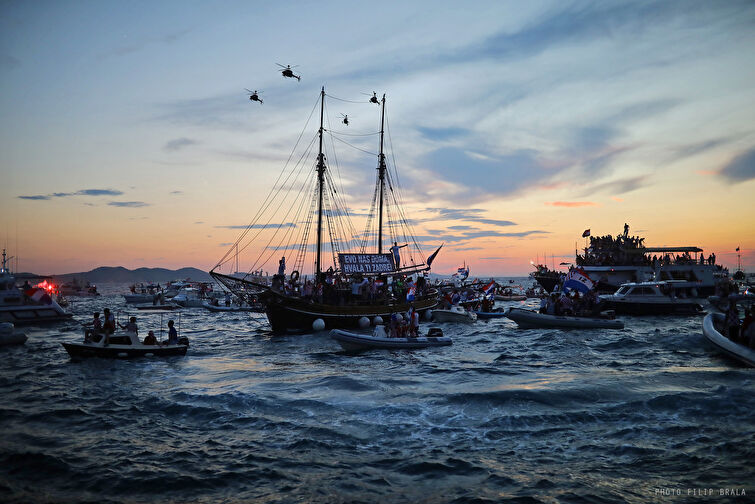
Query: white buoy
424,310,433,321
358,316,370,329
312,319,325,331
373,316,383,326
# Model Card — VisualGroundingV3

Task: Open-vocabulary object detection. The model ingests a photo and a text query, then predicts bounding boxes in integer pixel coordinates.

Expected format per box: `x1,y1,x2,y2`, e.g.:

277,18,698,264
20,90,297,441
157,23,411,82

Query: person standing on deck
390,242,407,269
278,257,286,276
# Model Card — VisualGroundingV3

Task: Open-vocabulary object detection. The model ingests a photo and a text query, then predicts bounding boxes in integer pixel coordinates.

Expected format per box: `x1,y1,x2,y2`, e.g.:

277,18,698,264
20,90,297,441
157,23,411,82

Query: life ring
290,270,300,282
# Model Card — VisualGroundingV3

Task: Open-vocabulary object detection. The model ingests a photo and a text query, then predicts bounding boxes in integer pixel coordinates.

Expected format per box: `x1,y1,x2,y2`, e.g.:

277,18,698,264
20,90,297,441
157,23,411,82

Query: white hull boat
702,313,755,367
504,307,624,330
432,306,477,323
330,326,451,351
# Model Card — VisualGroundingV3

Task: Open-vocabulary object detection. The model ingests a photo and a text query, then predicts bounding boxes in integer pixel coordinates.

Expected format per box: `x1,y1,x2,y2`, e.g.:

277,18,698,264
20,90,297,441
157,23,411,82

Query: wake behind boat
330,326,451,351
504,307,624,330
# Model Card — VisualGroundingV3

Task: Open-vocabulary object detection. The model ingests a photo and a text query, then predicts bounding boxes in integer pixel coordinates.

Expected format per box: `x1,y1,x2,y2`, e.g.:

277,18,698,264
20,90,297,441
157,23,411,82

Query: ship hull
261,292,439,333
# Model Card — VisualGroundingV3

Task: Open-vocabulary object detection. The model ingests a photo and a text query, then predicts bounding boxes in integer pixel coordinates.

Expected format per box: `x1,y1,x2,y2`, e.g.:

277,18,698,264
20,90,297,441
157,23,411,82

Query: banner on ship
338,253,396,275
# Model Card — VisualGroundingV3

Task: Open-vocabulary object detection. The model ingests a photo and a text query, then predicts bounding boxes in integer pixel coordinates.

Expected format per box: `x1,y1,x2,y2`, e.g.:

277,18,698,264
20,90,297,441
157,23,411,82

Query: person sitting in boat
224,292,231,307
546,294,558,315
740,309,753,346
407,305,419,337
451,290,461,306
167,320,178,345
143,330,157,346
389,311,401,338
118,316,138,335
725,303,741,342
84,312,103,343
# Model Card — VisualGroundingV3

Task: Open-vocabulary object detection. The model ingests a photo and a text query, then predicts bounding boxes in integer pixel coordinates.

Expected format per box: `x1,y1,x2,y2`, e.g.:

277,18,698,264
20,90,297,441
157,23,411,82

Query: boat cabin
613,280,702,299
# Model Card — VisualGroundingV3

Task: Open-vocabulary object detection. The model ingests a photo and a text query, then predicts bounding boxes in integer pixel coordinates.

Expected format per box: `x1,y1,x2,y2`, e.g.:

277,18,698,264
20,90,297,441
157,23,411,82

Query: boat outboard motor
178,336,190,346
427,327,443,338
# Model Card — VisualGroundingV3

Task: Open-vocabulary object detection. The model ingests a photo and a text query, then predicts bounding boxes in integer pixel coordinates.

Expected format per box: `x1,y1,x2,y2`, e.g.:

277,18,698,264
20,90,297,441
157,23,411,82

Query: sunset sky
1,0,753,277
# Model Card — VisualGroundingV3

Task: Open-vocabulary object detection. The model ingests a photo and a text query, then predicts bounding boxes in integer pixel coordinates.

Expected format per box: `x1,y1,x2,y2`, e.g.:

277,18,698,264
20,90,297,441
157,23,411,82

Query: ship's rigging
212,87,433,282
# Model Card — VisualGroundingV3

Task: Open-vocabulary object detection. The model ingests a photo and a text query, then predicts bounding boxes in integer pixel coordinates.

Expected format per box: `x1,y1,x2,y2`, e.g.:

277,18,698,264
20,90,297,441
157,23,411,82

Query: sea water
1,282,753,503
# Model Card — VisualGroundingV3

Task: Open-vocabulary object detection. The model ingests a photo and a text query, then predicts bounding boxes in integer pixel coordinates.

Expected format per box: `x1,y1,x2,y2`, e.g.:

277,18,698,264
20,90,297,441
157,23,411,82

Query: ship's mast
377,94,386,253
315,87,326,278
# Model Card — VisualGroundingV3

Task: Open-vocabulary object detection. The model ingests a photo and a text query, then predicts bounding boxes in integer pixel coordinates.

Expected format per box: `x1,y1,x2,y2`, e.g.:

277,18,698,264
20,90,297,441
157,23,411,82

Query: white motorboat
504,307,624,330
0,249,72,326
432,305,477,323
62,330,189,359
172,287,207,307
600,280,704,315
330,326,451,351
0,322,27,346
702,313,755,367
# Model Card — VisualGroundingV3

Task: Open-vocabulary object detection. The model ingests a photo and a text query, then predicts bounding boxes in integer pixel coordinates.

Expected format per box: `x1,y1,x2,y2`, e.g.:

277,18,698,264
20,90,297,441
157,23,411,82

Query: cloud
170,190,183,195
0,54,20,69
416,126,470,142
218,242,233,247
580,176,648,196
164,138,198,151
108,201,149,207
97,28,193,60
419,147,547,201
18,195,51,200
718,147,755,183
546,201,598,208
215,223,297,229
454,247,483,251
18,188,124,200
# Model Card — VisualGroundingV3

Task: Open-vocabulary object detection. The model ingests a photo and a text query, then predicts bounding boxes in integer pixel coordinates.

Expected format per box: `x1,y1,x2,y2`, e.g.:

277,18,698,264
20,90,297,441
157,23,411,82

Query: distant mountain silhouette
51,266,212,284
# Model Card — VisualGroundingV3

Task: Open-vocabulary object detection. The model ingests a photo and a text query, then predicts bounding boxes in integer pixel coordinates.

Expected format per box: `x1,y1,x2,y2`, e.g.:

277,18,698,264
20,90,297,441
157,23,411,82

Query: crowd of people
538,289,602,317
83,311,179,346
271,270,431,306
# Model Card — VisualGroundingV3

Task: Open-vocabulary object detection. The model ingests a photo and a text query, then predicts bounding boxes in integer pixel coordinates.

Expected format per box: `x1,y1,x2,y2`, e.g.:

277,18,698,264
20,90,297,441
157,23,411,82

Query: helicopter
245,89,263,104
277,63,301,81
340,114,349,126
362,91,380,105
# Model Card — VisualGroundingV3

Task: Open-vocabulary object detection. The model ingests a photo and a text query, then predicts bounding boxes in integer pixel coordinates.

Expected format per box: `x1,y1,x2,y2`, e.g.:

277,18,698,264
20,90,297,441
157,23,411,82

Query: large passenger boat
211,88,441,333
533,227,728,295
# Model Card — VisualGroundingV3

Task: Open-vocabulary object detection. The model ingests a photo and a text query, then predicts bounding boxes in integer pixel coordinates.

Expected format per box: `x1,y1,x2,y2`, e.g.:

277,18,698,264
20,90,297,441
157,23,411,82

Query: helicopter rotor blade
276,63,286,68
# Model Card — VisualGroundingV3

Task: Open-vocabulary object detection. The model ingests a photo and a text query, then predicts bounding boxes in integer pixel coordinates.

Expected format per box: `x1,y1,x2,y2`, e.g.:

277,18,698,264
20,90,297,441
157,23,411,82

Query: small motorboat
473,309,509,320
62,330,189,359
702,312,755,367
494,294,527,302
600,281,703,315
432,305,477,323
504,307,624,330
124,293,160,304
133,302,180,311
0,322,27,346
331,326,451,351
202,301,261,312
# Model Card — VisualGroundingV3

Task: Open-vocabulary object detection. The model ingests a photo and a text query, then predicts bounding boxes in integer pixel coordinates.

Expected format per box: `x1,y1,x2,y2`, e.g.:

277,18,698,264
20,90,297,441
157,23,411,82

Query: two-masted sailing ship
211,88,441,333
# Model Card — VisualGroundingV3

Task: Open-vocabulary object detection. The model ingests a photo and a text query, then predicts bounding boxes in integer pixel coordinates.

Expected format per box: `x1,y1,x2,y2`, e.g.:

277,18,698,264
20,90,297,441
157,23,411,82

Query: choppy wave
1,283,753,503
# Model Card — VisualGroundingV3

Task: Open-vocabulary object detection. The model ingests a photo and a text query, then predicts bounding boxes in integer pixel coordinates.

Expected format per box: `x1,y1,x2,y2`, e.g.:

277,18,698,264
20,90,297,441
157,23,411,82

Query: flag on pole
563,267,594,293
582,229,590,238
482,280,496,296
426,244,443,268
